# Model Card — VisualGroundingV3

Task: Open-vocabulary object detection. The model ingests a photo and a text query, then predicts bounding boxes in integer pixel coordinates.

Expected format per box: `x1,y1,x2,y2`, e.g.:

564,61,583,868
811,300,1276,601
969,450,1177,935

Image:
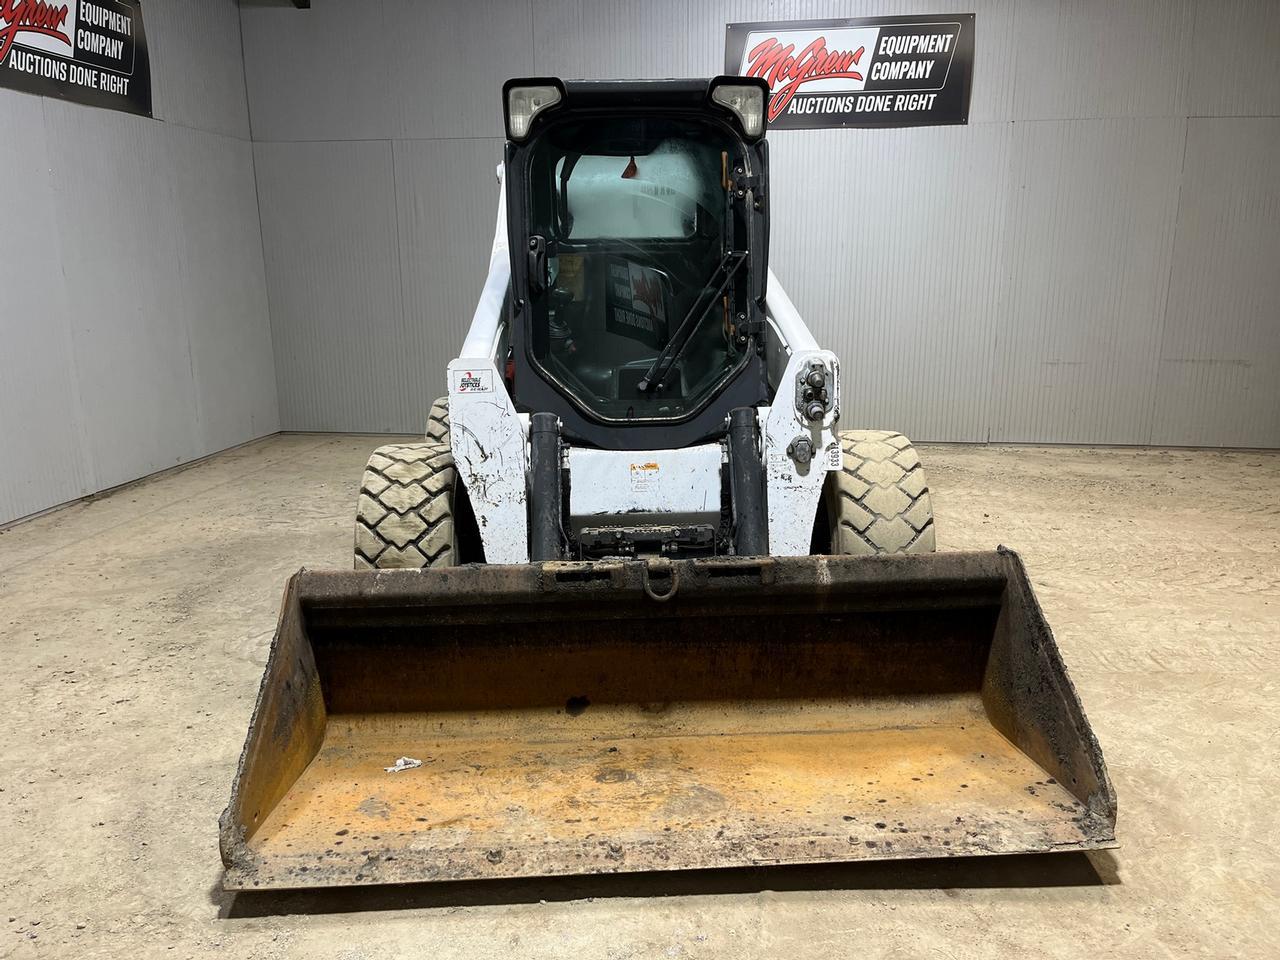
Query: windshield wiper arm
636,250,747,394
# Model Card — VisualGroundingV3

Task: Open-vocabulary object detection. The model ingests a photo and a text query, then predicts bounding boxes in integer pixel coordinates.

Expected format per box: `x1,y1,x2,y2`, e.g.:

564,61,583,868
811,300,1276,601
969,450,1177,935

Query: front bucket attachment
220,550,1115,890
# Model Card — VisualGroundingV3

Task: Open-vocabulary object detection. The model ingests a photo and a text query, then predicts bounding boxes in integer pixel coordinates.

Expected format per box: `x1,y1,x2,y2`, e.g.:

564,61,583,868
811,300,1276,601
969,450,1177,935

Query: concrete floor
2,435,1277,959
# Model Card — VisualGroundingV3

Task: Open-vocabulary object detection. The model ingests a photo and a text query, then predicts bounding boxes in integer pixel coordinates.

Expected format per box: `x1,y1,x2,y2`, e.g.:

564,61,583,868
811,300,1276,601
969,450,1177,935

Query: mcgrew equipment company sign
1,0,151,116
725,14,974,129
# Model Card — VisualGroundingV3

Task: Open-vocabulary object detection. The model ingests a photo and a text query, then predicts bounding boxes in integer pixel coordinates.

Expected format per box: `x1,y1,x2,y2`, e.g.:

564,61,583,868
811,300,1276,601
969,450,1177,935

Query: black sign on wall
725,14,974,130
1,0,151,117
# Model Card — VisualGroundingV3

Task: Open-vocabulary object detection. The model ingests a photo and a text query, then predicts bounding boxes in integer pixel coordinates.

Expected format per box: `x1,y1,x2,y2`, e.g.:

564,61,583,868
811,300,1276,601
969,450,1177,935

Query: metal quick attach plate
578,524,717,559
565,444,723,534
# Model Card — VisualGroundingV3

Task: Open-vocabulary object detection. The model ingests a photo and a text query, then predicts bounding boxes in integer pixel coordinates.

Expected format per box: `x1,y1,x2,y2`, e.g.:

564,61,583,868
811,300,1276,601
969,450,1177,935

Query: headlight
710,81,766,138
506,83,562,140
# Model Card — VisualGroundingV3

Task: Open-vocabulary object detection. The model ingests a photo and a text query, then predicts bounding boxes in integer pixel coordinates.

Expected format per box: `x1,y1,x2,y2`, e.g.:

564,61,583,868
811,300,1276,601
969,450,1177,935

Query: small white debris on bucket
384,756,423,773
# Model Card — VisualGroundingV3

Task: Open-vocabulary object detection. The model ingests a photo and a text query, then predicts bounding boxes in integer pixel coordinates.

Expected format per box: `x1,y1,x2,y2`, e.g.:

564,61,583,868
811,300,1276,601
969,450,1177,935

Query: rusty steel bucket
220,550,1115,890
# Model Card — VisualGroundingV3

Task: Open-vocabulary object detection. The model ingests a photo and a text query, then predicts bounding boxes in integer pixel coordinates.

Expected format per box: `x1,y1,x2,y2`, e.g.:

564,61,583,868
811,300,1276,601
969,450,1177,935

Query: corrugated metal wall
240,0,1279,448
0,0,278,525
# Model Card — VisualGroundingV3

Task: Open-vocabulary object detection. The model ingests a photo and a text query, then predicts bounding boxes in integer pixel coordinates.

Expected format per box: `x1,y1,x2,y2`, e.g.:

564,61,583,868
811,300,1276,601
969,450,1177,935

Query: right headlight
710,80,766,138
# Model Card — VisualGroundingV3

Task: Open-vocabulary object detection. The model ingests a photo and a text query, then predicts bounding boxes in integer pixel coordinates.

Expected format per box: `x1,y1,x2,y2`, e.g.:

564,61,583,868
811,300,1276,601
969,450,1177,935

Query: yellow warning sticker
629,461,660,493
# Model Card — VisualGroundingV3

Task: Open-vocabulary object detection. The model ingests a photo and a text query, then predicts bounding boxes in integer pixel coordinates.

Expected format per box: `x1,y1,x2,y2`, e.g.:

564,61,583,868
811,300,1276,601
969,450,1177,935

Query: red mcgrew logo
0,0,71,62
744,35,865,121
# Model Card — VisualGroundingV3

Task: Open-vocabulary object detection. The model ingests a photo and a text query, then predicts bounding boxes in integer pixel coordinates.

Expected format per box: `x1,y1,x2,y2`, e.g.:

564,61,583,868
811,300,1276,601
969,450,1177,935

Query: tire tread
829,429,936,555
425,396,450,443
354,441,456,569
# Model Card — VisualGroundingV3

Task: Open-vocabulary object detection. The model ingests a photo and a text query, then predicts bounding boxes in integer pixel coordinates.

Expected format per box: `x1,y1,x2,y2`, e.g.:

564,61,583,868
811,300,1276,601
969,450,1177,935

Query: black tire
354,442,457,569
425,396,449,444
822,430,936,556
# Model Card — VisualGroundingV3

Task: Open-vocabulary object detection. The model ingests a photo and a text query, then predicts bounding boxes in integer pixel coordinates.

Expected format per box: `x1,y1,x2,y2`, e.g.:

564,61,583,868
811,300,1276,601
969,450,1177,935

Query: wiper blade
637,250,747,394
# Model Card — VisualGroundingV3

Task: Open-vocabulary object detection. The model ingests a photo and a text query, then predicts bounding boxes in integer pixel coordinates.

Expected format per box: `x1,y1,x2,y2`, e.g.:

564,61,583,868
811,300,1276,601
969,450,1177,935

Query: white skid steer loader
220,78,1115,890
355,79,932,568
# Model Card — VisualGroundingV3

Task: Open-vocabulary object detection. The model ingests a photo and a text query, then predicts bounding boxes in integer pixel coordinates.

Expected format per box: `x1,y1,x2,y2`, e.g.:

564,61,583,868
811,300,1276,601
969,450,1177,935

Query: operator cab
502,78,773,450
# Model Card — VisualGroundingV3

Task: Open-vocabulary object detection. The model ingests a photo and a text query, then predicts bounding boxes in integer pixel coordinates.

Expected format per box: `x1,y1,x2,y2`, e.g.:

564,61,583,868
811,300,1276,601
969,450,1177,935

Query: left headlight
506,83,562,140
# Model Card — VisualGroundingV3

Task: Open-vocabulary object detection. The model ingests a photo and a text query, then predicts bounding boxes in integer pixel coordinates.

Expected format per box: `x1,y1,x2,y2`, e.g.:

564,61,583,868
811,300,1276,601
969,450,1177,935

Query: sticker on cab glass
607,259,671,350
453,368,494,394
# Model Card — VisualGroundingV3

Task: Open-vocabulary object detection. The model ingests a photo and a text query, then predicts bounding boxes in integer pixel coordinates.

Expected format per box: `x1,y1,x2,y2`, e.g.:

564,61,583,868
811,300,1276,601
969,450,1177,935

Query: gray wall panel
168,127,280,452
241,0,395,141
1188,1,1280,118
242,1,531,142
769,123,1012,441
1152,118,1280,447
240,1,1279,447
395,138,507,406
255,139,407,432
146,0,252,139
42,102,201,489
257,136,506,434
1012,0,1195,120
533,0,697,78
992,117,1185,443
1,11,277,524
389,1,532,139
0,95,94,522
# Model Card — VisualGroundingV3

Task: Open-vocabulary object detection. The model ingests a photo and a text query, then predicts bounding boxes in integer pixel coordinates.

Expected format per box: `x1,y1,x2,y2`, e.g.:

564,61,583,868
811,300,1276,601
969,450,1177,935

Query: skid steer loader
221,78,1115,889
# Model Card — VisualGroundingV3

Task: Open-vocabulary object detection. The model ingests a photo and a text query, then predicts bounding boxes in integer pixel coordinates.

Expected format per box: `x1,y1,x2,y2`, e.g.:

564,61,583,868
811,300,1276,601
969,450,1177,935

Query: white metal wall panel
691,0,1016,123
1,14,278,525
241,0,395,142
239,1,1279,448
255,139,408,432
1012,0,1196,120
168,126,280,452
389,0,532,139
1187,1,1280,118
146,0,252,139
532,0,697,78
395,138,507,408
1151,118,1280,448
991,117,1186,444
769,123,1012,442
42,102,202,490
0,95,94,522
